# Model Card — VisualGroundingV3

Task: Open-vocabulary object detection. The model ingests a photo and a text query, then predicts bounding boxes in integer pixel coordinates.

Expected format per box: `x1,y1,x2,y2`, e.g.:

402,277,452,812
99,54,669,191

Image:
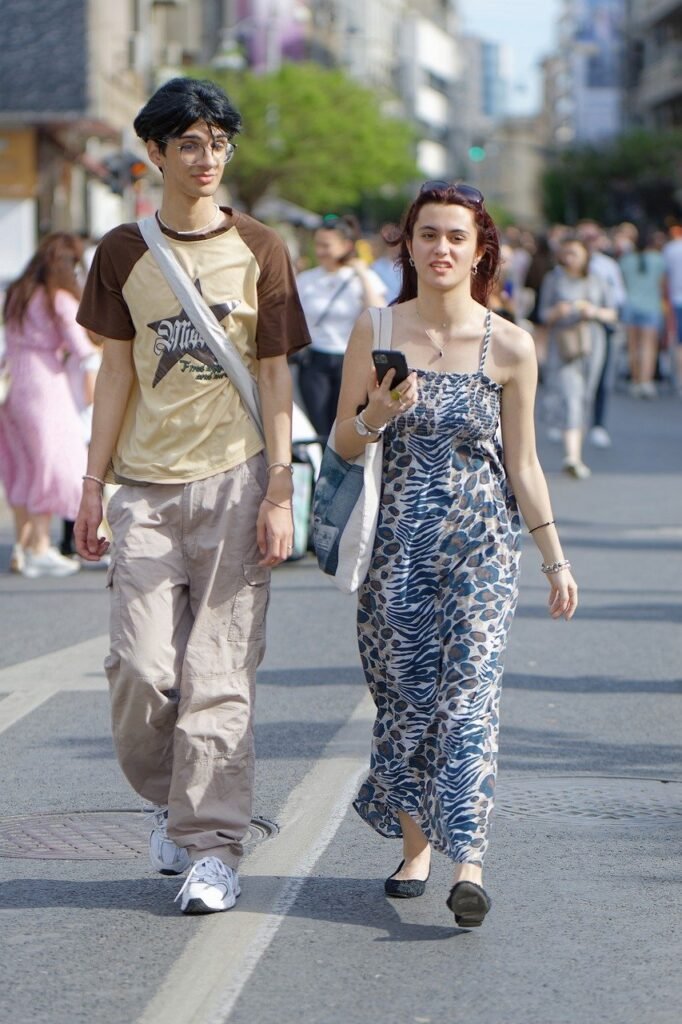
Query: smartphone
372,350,410,388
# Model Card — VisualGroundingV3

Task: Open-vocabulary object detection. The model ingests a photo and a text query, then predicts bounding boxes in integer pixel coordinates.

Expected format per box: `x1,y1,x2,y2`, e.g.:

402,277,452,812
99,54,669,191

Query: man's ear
146,139,164,171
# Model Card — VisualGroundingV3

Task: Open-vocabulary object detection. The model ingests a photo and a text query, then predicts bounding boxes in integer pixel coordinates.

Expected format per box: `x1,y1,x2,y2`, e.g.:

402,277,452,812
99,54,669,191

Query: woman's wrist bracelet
82,474,105,488
541,559,571,575
529,519,555,535
263,496,293,510
266,462,293,474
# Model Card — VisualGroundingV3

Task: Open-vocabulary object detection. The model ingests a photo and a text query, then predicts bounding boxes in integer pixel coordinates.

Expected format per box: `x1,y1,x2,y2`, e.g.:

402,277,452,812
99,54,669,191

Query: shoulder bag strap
138,215,264,441
367,305,394,350
314,271,357,327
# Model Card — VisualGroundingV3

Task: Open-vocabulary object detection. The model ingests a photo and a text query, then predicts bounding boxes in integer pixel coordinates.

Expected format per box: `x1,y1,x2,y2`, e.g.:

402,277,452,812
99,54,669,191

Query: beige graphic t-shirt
77,209,309,484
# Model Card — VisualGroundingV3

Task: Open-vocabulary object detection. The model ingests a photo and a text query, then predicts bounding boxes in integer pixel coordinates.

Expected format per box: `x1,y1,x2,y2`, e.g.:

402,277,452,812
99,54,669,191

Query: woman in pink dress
0,233,95,577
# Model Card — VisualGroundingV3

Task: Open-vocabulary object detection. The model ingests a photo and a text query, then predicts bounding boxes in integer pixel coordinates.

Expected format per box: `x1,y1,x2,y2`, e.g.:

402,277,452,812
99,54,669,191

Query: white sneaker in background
638,381,657,399
21,547,80,578
629,381,643,398
9,544,25,574
588,426,611,448
146,805,191,876
175,856,240,914
562,460,592,480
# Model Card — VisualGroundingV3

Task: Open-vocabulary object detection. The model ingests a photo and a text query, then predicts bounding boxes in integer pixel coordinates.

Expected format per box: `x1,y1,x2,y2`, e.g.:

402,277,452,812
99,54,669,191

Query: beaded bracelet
82,474,105,488
541,559,571,575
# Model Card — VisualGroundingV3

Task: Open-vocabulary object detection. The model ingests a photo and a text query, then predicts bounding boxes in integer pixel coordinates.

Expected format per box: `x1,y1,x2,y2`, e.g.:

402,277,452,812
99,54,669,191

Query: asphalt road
0,389,681,1024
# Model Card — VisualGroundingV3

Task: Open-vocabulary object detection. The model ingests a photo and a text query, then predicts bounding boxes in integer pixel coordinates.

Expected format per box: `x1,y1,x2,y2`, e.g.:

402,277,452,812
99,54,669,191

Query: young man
74,78,310,914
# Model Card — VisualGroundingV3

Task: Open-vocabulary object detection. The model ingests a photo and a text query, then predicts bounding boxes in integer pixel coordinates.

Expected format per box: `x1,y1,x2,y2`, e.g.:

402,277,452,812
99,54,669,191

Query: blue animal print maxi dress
353,308,522,865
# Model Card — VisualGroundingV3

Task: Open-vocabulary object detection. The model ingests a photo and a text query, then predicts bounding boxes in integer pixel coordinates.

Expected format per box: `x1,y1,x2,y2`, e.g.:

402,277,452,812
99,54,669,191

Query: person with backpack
74,77,310,914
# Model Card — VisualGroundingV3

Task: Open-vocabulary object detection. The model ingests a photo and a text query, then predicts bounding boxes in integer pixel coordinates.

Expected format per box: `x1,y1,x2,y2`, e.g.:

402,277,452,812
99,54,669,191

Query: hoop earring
408,257,415,267
471,263,479,276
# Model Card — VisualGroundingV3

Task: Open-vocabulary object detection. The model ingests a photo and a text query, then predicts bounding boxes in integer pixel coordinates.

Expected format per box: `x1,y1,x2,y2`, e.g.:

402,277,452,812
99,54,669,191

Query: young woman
297,215,386,437
620,231,666,398
333,182,577,928
539,238,616,478
0,233,95,577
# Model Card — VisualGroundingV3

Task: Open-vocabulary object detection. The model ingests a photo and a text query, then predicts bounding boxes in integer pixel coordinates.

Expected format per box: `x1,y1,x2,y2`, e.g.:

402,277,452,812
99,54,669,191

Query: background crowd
1,209,681,576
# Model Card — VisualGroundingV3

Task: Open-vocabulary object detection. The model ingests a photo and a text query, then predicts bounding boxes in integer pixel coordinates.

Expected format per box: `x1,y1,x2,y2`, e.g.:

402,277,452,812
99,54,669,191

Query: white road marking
136,692,374,1024
0,636,108,734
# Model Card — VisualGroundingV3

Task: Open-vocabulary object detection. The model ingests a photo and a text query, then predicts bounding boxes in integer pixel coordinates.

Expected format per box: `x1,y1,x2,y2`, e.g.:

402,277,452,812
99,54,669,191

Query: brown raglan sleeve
76,225,142,340
237,216,311,359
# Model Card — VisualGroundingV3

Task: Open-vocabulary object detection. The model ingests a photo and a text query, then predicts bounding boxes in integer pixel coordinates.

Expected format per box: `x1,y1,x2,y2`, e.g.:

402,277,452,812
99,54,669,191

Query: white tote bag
312,307,392,594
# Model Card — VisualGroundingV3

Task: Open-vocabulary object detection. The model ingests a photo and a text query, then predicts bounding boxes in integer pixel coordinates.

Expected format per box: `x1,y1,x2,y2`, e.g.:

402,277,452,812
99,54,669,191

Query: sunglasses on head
419,181,484,205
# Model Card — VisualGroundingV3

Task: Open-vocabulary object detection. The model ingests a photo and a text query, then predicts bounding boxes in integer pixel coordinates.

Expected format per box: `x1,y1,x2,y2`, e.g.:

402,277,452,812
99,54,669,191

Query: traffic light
468,145,486,163
102,151,148,194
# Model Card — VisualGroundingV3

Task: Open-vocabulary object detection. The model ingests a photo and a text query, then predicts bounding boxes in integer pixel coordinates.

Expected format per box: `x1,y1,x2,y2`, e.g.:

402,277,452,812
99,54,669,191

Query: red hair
386,184,500,306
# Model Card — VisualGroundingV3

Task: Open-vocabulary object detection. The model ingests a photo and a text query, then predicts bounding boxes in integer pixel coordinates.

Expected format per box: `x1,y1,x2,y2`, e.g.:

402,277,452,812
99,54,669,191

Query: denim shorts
621,306,664,330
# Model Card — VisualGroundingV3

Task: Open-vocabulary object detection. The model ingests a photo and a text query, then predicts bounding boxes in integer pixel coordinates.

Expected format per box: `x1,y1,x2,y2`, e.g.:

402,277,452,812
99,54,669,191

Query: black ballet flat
446,881,491,928
384,859,430,899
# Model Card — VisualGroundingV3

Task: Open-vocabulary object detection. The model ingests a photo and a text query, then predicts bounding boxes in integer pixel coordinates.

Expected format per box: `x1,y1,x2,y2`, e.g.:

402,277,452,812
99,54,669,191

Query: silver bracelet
354,410,387,437
266,462,293,474
82,474,105,488
541,559,571,575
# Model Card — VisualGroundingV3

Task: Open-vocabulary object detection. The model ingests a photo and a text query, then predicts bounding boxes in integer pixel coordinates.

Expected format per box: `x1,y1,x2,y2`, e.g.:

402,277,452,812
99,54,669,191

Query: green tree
543,129,682,225
193,62,418,213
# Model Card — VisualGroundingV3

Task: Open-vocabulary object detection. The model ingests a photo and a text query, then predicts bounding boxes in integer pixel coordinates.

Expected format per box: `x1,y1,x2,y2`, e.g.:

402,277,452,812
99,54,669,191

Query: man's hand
74,482,110,561
256,499,294,567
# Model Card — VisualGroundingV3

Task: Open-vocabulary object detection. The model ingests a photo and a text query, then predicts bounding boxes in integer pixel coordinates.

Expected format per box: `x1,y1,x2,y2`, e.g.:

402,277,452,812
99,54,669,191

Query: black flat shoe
384,859,430,899
446,881,491,928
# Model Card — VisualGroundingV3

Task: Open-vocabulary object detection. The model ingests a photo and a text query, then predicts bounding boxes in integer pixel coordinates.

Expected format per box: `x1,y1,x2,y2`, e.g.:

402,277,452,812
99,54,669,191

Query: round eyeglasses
419,181,484,205
167,138,237,166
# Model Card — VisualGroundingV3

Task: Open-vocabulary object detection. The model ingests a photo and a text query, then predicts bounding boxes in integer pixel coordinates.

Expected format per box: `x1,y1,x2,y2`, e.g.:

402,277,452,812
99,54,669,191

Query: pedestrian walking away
74,77,310,914
331,181,578,928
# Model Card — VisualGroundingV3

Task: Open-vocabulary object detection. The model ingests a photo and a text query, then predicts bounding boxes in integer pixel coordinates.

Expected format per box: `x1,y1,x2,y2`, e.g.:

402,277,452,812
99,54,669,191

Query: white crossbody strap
138,215,264,440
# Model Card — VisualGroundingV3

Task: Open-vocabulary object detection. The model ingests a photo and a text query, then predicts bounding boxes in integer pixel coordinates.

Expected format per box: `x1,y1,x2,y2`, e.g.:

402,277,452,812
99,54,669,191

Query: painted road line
136,691,374,1024
0,635,108,734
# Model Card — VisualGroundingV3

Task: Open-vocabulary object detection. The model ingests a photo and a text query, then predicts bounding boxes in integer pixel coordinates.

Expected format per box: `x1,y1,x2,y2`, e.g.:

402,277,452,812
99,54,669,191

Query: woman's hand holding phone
363,354,418,433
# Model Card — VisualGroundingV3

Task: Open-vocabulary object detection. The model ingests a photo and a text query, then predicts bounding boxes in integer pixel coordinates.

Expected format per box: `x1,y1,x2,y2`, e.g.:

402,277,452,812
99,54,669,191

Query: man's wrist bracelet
83,474,105,488
541,560,571,575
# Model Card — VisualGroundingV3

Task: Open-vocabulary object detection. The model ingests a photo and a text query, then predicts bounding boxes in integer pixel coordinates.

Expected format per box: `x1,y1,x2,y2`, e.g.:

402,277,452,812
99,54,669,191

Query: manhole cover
0,811,279,860
495,776,682,827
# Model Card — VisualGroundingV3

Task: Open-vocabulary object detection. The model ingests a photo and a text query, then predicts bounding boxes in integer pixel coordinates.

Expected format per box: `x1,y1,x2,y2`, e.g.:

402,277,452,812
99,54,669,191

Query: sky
458,0,561,116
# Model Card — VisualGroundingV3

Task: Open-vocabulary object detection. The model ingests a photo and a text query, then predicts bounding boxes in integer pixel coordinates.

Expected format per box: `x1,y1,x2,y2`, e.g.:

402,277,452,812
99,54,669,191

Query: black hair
316,214,360,244
133,77,242,149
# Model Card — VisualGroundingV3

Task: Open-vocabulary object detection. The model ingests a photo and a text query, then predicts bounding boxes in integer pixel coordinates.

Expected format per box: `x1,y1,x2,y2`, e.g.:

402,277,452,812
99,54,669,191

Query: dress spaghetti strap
478,309,493,374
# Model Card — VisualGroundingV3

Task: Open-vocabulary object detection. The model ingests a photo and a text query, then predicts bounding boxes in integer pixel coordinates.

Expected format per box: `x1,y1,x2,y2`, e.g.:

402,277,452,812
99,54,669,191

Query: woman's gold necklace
415,303,452,359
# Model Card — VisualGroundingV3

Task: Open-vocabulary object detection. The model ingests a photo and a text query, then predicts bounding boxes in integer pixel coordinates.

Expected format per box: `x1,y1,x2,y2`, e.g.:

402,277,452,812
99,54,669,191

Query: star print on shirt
148,279,240,387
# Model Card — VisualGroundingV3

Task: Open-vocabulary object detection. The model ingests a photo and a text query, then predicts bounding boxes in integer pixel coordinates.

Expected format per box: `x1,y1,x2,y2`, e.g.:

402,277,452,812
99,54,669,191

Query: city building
541,0,626,147
625,0,682,128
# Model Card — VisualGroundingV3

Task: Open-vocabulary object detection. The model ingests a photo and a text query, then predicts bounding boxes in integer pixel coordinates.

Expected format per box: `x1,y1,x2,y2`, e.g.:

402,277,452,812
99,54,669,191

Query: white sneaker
22,547,80,578
562,460,592,479
9,544,24,574
638,381,657,399
588,426,611,448
175,856,241,915
147,806,191,876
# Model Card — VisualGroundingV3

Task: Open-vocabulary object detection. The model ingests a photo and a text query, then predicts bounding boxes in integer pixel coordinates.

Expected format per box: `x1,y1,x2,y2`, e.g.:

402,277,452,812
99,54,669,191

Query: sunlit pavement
0,387,680,1024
